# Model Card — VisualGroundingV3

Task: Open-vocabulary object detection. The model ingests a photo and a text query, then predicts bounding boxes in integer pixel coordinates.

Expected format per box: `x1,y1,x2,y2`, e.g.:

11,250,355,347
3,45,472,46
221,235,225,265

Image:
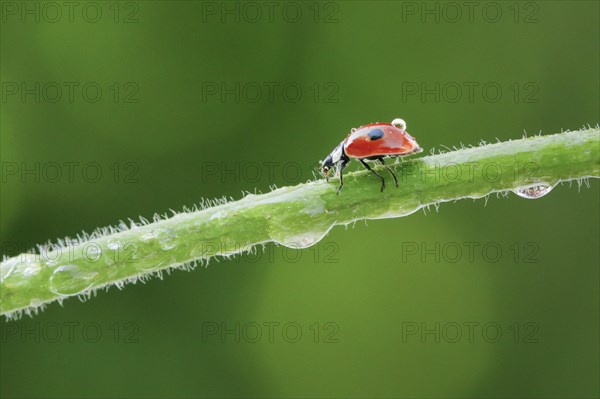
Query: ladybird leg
336,159,349,195
359,159,385,192
378,157,398,188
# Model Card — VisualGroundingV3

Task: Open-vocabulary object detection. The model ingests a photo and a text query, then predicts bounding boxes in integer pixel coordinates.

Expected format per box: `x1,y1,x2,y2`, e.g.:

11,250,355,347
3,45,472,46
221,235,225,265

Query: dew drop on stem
512,183,556,199
49,264,99,296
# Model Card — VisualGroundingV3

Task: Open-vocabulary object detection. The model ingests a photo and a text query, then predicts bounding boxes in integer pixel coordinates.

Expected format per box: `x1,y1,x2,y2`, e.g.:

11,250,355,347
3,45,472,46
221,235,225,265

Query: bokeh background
1,1,599,397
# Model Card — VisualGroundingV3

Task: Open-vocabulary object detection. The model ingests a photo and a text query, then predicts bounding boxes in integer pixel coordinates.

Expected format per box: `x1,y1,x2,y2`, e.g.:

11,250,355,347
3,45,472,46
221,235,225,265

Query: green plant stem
1,128,599,317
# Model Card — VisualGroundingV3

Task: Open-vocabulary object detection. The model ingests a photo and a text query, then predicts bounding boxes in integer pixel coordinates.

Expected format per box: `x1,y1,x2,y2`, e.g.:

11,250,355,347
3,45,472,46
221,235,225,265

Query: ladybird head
320,155,334,178
321,141,344,178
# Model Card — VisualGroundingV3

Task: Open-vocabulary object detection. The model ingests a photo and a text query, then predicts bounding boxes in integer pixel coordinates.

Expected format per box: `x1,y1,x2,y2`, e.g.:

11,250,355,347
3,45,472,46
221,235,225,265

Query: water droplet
141,230,159,242
131,251,169,272
1,255,41,283
271,224,334,249
285,235,319,248
49,264,99,296
140,228,177,251
157,228,177,251
87,245,101,258
512,183,555,199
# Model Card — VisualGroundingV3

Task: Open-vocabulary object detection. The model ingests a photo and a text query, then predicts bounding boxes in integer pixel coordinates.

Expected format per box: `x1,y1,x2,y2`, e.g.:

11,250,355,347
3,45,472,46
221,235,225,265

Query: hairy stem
1,128,599,317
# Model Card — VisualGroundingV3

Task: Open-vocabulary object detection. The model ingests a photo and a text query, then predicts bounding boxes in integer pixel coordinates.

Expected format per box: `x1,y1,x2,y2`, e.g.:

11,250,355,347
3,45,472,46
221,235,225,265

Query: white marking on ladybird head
330,142,344,163
391,118,407,131
321,141,344,178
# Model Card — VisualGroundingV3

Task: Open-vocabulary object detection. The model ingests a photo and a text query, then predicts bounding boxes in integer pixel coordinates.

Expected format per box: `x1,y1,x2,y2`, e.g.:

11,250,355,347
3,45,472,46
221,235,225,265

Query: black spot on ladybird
368,129,384,140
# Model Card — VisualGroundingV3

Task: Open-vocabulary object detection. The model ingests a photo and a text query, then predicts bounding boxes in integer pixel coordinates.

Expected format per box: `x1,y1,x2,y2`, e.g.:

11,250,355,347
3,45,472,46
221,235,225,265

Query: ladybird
321,118,423,194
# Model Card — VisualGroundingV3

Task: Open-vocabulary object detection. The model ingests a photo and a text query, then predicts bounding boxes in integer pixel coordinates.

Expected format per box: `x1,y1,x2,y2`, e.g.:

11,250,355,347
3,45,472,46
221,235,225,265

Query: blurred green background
1,1,598,398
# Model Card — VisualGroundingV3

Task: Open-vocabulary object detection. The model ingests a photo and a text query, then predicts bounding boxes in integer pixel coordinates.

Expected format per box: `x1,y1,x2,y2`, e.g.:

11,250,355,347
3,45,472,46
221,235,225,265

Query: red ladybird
321,118,423,194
